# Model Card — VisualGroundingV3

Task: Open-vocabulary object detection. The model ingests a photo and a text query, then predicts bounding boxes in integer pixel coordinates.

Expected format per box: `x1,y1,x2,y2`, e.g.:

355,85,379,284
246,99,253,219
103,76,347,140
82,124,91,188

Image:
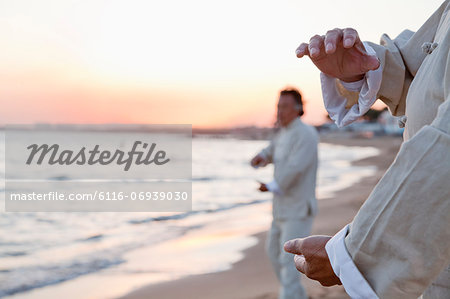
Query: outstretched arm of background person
257,139,275,164
251,139,275,168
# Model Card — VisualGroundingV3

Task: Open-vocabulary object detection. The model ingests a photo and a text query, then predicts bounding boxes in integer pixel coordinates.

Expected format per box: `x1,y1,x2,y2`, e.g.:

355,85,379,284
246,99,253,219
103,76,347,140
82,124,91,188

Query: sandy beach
121,135,403,299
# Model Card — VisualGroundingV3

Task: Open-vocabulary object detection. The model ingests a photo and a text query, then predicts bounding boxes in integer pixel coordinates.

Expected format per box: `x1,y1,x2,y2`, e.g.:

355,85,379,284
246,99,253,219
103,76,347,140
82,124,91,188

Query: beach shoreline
121,136,403,299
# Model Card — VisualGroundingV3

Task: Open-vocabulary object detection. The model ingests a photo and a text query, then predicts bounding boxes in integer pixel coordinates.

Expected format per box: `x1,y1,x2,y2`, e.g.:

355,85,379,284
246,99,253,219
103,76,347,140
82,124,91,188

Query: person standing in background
251,88,319,299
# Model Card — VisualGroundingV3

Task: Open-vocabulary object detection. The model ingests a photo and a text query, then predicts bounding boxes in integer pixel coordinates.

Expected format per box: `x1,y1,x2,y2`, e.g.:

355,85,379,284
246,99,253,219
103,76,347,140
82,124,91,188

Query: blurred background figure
250,88,319,299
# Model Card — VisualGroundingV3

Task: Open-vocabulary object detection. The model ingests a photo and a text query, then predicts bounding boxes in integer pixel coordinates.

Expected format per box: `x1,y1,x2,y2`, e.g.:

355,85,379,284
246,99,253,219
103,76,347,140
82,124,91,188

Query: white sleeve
340,77,364,91
325,224,379,299
266,180,283,196
320,42,383,128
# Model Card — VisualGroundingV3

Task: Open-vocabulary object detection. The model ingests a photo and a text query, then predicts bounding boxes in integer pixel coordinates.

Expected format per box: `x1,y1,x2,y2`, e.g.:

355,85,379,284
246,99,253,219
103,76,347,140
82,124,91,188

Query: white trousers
265,216,314,299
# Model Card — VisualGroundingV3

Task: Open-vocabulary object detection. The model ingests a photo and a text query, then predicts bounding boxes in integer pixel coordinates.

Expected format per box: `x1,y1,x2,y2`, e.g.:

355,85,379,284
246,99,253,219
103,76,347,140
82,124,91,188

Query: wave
128,198,267,224
0,223,199,297
78,234,104,242
0,256,124,297
0,251,27,258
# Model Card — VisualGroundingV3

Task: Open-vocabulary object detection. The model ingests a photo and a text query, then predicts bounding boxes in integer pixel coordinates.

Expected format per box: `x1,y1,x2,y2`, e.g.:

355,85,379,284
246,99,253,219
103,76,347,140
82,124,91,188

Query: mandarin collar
282,117,301,131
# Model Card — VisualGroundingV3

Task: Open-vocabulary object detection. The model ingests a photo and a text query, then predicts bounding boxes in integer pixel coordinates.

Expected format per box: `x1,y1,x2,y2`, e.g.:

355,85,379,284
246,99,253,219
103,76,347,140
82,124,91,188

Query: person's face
277,94,299,127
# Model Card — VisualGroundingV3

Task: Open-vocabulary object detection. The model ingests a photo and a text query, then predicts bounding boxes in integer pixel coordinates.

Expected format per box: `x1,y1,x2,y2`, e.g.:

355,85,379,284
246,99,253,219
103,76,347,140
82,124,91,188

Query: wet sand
121,136,403,299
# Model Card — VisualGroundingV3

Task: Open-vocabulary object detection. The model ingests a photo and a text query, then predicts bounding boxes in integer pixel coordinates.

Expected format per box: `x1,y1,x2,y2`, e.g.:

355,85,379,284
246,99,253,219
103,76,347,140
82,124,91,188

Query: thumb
354,40,380,72
363,54,380,71
284,238,304,254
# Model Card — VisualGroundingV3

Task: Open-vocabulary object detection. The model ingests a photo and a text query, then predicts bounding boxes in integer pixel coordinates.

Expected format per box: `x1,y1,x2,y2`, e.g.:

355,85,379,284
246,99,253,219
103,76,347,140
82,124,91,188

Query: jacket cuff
266,180,283,196
340,77,365,91
320,42,383,127
325,224,378,298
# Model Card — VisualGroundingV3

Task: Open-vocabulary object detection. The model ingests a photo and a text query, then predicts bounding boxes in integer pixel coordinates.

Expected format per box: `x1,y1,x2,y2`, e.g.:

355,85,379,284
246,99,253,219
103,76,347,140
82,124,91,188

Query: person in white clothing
284,1,449,298
251,88,319,299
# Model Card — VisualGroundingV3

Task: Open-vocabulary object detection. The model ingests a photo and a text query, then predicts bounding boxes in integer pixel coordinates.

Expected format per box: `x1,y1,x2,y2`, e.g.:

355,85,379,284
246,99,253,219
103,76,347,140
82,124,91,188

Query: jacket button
398,115,407,128
422,42,438,54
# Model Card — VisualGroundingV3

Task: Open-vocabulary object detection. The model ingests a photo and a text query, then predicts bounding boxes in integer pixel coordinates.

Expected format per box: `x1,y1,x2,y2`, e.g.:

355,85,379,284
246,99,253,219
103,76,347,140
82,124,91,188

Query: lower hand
258,183,268,192
284,236,342,286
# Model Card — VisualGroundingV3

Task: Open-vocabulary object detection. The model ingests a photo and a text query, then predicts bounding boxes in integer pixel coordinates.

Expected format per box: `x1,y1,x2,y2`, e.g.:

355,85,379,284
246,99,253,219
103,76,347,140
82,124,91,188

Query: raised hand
296,28,380,82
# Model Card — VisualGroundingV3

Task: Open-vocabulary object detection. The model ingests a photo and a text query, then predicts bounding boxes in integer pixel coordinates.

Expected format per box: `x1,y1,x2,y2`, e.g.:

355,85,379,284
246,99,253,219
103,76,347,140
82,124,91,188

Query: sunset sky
1,0,443,128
